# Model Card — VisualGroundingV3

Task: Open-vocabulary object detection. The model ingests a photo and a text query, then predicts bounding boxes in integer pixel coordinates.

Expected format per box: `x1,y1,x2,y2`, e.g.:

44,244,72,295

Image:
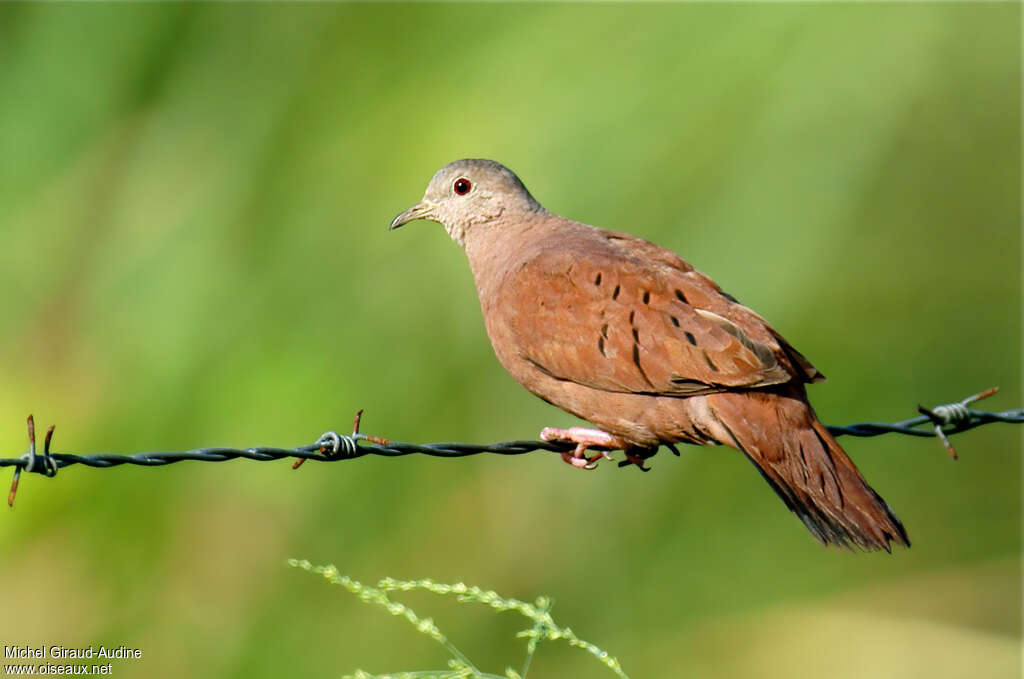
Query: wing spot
601,323,609,339
612,285,621,300
632,342,654,388
642,291,650,304
598,336,606,357
525,357,556,378
703,352,720,372
628,310,635,324
632,327,640,343
671,316,680,327
675,289,688,304
594,273,602,286
670,376,707,388
684,331,697,345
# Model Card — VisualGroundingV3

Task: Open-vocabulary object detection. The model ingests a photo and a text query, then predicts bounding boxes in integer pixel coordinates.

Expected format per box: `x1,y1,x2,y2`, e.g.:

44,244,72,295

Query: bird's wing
500,238,795,396
603,231,824,384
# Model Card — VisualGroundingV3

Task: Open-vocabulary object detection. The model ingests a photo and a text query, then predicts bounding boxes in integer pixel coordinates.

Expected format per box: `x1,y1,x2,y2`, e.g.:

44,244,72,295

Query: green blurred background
0,3,1019,678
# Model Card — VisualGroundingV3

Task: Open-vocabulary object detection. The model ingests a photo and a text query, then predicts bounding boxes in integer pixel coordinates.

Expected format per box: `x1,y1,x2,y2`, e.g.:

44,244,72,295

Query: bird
390,158,909,552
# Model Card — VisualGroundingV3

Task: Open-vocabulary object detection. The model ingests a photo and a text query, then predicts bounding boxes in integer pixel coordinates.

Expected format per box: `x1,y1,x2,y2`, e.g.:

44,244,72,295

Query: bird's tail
705,387,910,551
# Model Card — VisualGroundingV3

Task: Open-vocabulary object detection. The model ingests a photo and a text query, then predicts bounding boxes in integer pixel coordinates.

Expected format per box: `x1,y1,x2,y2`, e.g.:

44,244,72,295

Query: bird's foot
618,449,656,472
540,426,625,470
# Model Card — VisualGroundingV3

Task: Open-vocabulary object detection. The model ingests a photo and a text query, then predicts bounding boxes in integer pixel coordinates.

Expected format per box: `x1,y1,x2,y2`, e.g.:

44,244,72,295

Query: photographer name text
4,647,140,661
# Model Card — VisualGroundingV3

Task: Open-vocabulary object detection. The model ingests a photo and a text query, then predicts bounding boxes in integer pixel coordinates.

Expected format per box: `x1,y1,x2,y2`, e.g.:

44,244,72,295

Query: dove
391,158,908,551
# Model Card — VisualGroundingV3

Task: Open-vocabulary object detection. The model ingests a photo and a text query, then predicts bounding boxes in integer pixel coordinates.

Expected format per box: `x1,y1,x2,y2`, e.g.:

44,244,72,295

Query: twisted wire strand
1,391,1020,482
824,409,1022,438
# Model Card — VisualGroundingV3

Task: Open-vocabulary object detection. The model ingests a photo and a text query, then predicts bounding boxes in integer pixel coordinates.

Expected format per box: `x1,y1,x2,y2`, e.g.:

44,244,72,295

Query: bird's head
390,159,541,246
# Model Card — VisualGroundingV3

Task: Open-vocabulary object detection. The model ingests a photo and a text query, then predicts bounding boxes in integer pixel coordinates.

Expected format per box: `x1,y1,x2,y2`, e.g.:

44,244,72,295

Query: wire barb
915,386,999,460
292,409,381,471
9,416,58,509
1,388,1021,506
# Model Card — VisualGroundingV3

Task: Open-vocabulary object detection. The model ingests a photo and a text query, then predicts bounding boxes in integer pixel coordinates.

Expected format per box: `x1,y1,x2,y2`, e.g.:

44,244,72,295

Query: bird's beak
390,201,436,231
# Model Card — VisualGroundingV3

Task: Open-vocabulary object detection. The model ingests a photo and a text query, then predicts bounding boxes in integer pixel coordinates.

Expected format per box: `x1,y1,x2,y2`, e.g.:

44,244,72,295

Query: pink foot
540,426,625,470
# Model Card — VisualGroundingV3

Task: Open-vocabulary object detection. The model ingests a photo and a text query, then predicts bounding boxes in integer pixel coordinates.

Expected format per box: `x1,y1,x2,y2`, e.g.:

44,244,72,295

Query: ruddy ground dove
391,159,909,552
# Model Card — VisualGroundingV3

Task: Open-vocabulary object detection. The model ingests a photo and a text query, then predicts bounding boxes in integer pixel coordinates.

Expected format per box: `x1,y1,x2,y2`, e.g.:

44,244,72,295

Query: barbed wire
3,387,1021,507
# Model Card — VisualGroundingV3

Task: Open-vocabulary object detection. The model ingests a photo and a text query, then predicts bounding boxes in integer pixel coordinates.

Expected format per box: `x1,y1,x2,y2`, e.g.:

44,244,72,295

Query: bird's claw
561,448,594,469
558,444,614,469
618,452,652,472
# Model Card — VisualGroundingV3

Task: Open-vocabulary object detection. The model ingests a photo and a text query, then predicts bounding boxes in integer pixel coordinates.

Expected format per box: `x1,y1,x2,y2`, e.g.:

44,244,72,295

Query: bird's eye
454,178,472,195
